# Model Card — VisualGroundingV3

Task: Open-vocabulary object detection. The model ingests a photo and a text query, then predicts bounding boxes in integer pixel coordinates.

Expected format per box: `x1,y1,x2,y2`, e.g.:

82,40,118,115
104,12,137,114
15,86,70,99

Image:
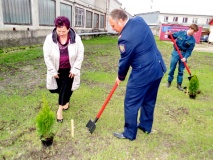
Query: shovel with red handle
169,32,193,80
86,82,118,134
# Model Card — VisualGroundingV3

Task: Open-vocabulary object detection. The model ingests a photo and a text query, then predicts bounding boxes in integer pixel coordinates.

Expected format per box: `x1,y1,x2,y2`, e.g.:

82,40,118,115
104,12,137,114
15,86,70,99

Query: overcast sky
118,0,213,16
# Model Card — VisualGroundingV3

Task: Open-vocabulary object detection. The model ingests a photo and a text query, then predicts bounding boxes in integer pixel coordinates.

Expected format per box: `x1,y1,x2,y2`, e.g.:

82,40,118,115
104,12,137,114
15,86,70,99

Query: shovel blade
86,120,96,134
188,76,193,81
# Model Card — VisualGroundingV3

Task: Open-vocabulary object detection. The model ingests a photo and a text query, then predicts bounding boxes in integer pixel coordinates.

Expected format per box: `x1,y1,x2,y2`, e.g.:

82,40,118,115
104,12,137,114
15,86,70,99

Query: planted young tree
188,75,199,99
36,96,55,147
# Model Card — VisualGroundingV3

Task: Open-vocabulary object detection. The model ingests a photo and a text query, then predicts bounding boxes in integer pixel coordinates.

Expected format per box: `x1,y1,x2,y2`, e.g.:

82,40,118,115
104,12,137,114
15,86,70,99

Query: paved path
194,42,213,52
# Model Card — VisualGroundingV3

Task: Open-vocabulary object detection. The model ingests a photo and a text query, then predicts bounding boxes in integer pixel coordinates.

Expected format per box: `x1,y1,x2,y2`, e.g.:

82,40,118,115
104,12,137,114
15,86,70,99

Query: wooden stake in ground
186,87,188,95
71,119,74,137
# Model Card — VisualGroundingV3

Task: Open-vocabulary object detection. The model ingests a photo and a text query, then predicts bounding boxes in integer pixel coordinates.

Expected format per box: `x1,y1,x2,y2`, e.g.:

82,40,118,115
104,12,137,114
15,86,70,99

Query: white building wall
78,0,96,8
159,13,212,28
95,0,107,12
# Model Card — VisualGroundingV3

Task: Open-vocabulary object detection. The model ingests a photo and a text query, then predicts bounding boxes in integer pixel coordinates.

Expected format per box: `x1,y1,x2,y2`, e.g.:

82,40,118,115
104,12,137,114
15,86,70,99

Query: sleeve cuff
118,75,125,81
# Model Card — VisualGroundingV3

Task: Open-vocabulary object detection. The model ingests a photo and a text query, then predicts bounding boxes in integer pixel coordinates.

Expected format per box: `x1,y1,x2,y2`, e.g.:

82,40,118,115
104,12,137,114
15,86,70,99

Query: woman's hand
69,73,75,78
54,74,59,79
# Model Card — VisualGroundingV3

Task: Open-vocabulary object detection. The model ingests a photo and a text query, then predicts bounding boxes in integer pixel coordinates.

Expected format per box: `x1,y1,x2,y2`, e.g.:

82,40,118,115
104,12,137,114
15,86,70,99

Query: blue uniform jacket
171,30,196,59
118,16,167,88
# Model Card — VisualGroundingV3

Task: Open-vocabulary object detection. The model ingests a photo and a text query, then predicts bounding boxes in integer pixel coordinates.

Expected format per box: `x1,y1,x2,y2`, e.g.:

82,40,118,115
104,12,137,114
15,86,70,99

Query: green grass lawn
0,35,212,160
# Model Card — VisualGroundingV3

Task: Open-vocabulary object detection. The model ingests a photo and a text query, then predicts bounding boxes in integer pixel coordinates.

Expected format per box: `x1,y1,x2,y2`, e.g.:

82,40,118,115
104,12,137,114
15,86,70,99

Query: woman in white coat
43,16,84,122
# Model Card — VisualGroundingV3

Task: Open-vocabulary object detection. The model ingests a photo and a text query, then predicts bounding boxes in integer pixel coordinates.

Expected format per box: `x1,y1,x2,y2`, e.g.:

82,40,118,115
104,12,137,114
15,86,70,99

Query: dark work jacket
171,30,196,59
117,16,167,88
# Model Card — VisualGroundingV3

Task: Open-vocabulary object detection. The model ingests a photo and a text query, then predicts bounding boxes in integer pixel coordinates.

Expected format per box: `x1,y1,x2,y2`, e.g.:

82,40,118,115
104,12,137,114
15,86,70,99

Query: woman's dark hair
54,16,70,29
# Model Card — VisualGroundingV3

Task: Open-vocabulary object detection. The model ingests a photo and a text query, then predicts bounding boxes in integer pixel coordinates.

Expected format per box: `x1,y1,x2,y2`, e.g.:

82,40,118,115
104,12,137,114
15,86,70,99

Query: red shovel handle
169,32,192,76
96,82,118,119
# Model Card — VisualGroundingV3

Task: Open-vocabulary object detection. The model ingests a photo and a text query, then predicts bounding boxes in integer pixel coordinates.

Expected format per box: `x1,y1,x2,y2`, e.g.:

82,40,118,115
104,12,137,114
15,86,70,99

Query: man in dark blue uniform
165,24,199,90
109,9,167,140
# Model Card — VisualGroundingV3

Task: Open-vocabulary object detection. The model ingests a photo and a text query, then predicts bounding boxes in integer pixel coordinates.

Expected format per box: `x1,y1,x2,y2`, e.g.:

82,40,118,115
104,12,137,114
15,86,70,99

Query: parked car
200,35,209,42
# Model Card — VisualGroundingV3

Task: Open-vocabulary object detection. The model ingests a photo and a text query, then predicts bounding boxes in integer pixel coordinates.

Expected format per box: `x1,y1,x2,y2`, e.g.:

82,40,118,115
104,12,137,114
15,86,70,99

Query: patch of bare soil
194,42,213,52
0,57,46,95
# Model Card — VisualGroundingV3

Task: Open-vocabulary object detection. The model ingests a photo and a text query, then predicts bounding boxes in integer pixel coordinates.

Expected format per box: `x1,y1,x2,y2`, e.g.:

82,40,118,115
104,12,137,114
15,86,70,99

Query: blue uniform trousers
123,78,162,140
168,50,186,84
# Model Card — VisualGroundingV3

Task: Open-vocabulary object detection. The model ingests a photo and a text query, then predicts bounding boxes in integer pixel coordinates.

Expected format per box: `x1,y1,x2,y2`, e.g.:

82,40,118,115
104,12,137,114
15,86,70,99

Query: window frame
86,10,92,28
2,0,32,25
182,17,188,23
164,16,168,22
173,17,178,22
100,15,105,28
93,13,99,29
60,3,72,27
38,0,56,26
75,7,84,27
192,18,198,24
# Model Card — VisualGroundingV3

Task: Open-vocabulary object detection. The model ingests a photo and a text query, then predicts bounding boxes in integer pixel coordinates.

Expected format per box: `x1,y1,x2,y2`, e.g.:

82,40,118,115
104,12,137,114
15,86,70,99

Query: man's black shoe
177,84,183,91
138,126,150,134
166,81,171,88
113,132,126,139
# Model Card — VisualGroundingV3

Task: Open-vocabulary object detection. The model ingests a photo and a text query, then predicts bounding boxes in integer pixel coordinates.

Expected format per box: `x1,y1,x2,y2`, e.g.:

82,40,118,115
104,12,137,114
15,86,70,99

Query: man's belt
174,48,186,52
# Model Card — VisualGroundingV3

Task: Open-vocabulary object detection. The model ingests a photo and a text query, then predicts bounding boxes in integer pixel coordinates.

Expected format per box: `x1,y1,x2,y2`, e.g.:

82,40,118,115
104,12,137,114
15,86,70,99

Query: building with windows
0,0,123,47
135,11,213,29
1,1,212,47
135,11,213,40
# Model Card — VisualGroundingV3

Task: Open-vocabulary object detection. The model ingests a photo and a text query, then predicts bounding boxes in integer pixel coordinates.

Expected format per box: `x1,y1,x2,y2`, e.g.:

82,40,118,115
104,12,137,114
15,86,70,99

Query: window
192,18,198,23
164,16,168,22
100,15,105,28
2,0,32,24
206,19,211,24
93,13,99,28
38,0,56,26
182,17,188,23
86,11,92,28
60,3,72,26
75,7,84,27
173,17,178,22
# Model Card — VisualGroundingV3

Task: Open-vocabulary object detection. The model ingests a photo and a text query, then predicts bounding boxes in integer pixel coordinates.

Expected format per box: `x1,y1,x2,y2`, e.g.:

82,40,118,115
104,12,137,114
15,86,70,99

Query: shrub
36,96,55,140
188,75,199,96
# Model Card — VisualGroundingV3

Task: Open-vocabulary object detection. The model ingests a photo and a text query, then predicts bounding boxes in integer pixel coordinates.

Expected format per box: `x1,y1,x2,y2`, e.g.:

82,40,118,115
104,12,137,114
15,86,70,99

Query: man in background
165,24,199,91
